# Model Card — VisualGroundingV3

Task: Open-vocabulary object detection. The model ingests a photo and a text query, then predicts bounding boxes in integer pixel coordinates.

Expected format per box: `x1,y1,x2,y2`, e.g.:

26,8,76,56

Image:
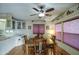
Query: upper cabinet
0,19,6,35
0,13,12,35
6,15,12,29
0,13,12,30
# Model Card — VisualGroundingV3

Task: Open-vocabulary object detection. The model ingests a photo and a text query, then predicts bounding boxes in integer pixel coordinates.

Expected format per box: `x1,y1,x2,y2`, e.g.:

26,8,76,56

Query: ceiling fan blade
30,14,37,16
46,8,54,12
45,13,52,16
33,8,39,12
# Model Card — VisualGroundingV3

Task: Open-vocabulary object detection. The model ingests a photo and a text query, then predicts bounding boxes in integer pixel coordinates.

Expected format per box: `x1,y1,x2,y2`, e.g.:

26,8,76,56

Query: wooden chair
23,35,29,55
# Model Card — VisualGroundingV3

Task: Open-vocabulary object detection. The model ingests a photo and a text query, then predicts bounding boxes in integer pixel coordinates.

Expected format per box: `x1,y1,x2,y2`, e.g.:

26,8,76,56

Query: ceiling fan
30,4,54,17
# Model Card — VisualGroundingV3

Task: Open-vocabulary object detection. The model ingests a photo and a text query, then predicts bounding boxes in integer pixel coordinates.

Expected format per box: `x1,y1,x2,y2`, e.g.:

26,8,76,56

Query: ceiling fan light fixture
39,13,45,17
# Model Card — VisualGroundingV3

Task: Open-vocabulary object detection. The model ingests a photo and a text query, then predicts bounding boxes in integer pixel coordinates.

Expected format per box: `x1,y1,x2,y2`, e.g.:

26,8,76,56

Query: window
55,24,62,41
12,21,15,29
28,26,31,30
55,19,79,49
22,22,26,29
17,22,21,29
63,19,79,49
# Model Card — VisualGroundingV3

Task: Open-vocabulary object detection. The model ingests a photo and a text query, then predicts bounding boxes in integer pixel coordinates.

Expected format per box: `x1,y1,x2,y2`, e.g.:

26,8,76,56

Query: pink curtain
33,24,45,34
33,24,39,34
39,24,45,34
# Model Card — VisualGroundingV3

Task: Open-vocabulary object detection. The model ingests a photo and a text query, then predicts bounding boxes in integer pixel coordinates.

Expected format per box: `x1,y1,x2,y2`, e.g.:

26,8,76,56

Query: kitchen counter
0,35,24,55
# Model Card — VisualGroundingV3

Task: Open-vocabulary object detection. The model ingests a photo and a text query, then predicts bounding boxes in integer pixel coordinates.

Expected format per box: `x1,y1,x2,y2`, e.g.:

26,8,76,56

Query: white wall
25,21,55,39
3,20,55,39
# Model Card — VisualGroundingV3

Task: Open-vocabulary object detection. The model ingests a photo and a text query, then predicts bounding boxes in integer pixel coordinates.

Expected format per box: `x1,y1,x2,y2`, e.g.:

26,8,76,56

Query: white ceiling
0,3,75,21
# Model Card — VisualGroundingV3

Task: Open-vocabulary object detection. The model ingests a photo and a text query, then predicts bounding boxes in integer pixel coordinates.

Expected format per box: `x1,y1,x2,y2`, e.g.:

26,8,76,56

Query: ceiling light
39,13,45,17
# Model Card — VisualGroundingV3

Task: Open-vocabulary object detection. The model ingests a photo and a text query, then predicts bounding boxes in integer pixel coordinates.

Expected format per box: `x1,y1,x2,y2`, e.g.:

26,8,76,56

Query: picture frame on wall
46,25,49,30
